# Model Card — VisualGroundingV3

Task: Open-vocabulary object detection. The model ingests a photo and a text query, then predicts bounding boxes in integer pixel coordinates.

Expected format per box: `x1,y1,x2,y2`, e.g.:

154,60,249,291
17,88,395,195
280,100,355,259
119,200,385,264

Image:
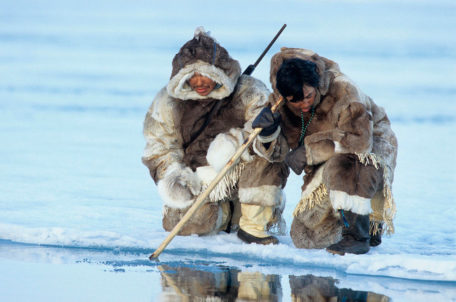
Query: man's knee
238,158,288,207
323,153,382,199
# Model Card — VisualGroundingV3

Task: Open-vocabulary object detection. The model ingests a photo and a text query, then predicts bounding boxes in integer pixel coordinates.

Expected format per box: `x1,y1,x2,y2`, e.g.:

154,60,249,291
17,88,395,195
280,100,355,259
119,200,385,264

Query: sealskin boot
237,228,279,245
326,210,370,255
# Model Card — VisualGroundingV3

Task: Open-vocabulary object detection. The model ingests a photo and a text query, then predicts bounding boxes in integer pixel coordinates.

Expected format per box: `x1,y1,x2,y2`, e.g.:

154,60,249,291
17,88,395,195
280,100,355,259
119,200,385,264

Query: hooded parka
254,48,398,249
142,28,288,238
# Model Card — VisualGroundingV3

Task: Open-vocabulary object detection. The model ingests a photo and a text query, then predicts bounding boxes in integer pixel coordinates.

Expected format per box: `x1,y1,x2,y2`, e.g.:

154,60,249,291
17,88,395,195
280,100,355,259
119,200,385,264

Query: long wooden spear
149,25,286,260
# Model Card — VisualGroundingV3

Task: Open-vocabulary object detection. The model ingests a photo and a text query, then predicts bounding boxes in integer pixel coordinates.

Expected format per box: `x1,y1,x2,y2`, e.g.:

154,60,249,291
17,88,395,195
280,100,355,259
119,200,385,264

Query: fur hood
269,47,341,108
167,27,241,101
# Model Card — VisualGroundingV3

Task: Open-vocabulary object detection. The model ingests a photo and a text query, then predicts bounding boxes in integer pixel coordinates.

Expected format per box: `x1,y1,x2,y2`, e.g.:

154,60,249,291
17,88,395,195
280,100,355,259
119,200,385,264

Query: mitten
284,146,307,175
157,164,202,208
252,107,281,137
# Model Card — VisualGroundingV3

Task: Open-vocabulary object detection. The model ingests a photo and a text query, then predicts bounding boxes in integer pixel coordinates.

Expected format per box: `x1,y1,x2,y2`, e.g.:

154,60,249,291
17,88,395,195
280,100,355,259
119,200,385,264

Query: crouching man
142,28,289,245
253,48,398,254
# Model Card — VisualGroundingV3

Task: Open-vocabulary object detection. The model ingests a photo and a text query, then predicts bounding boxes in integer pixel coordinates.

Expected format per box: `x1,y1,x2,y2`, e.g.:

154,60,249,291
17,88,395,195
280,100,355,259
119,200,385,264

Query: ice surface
1,0,455,301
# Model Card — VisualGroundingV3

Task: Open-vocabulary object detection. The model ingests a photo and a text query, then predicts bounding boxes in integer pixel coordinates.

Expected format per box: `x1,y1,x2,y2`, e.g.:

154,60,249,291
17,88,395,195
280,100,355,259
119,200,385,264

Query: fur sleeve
303,78,374,165
141,87,185,183
251,93,290,162
237,75,271,133
371,102,398,181
305,102,373,166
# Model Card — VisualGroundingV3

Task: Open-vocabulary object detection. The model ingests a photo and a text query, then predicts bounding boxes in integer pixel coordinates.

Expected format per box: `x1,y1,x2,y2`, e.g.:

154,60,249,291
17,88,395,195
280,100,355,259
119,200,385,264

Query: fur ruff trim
329,190,371,215
293,166,328,216
157,181,194,209
256,126,281,143
293,184,328,217
369,221,383,236
196,163,245,202
381,186,396,234
252,138,275,162
356,152,396,234
167,61,238,100
238,185,283,207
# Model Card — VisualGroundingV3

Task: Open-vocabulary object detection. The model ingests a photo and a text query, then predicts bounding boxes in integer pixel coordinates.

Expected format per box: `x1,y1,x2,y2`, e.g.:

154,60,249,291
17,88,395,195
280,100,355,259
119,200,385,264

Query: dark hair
276,58,320,102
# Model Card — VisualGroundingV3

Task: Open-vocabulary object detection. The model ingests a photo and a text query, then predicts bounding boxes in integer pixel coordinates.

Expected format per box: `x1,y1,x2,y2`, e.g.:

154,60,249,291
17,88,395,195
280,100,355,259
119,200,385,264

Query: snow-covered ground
1,0,455,301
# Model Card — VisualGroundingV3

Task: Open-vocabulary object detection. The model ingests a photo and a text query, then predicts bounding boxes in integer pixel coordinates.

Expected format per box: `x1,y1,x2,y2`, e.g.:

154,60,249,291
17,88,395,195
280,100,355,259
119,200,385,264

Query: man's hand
174,167,202,196
252,107,281,137
158,165,202,208
285,146,307,175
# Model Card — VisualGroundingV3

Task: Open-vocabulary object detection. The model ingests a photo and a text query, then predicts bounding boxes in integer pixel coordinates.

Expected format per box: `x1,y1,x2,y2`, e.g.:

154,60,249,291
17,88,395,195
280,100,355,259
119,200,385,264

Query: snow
1,0,456,301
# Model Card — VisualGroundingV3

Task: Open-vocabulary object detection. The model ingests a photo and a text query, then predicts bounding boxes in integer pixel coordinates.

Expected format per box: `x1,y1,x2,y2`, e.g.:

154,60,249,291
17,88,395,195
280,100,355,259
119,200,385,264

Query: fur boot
162,203,221,236
237,204,279,245
290,195,342,249
326,210,370,255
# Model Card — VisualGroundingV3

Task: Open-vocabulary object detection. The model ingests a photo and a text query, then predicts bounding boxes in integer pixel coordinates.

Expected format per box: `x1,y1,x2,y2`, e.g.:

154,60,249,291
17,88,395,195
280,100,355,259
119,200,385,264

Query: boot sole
237,229,279,245
326,248,346,256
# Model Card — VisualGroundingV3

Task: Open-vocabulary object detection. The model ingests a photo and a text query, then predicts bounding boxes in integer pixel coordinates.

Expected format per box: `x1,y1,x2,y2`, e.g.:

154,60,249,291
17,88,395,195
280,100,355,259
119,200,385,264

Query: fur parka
255,48,398,248
142,29,288,234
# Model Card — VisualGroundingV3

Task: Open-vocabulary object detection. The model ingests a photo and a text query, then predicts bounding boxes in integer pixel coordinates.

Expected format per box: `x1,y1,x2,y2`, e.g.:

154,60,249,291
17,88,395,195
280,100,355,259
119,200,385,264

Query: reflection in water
290,275,390,302
158,264,281,301
238,272,281,301
158,264,240,301
0,241,452,301
158,264,390,301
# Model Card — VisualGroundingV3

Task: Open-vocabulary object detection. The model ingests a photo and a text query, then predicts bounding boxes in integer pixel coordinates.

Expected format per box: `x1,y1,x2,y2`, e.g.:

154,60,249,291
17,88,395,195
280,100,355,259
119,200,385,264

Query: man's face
188,73,217,96
286,85,316,115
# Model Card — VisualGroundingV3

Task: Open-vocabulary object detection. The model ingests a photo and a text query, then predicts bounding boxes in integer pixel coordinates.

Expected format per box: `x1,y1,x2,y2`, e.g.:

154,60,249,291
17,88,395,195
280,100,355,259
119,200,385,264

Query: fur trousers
290,153,384,249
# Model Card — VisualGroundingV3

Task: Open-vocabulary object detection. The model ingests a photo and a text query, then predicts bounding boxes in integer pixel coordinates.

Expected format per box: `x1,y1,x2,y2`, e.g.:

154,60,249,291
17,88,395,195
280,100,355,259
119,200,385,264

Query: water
2,240,456,301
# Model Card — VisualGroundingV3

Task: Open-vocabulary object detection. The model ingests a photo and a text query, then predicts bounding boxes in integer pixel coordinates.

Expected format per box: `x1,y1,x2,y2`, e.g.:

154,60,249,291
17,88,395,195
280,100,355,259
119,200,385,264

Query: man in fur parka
253,48,398,255
142,28,289,245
